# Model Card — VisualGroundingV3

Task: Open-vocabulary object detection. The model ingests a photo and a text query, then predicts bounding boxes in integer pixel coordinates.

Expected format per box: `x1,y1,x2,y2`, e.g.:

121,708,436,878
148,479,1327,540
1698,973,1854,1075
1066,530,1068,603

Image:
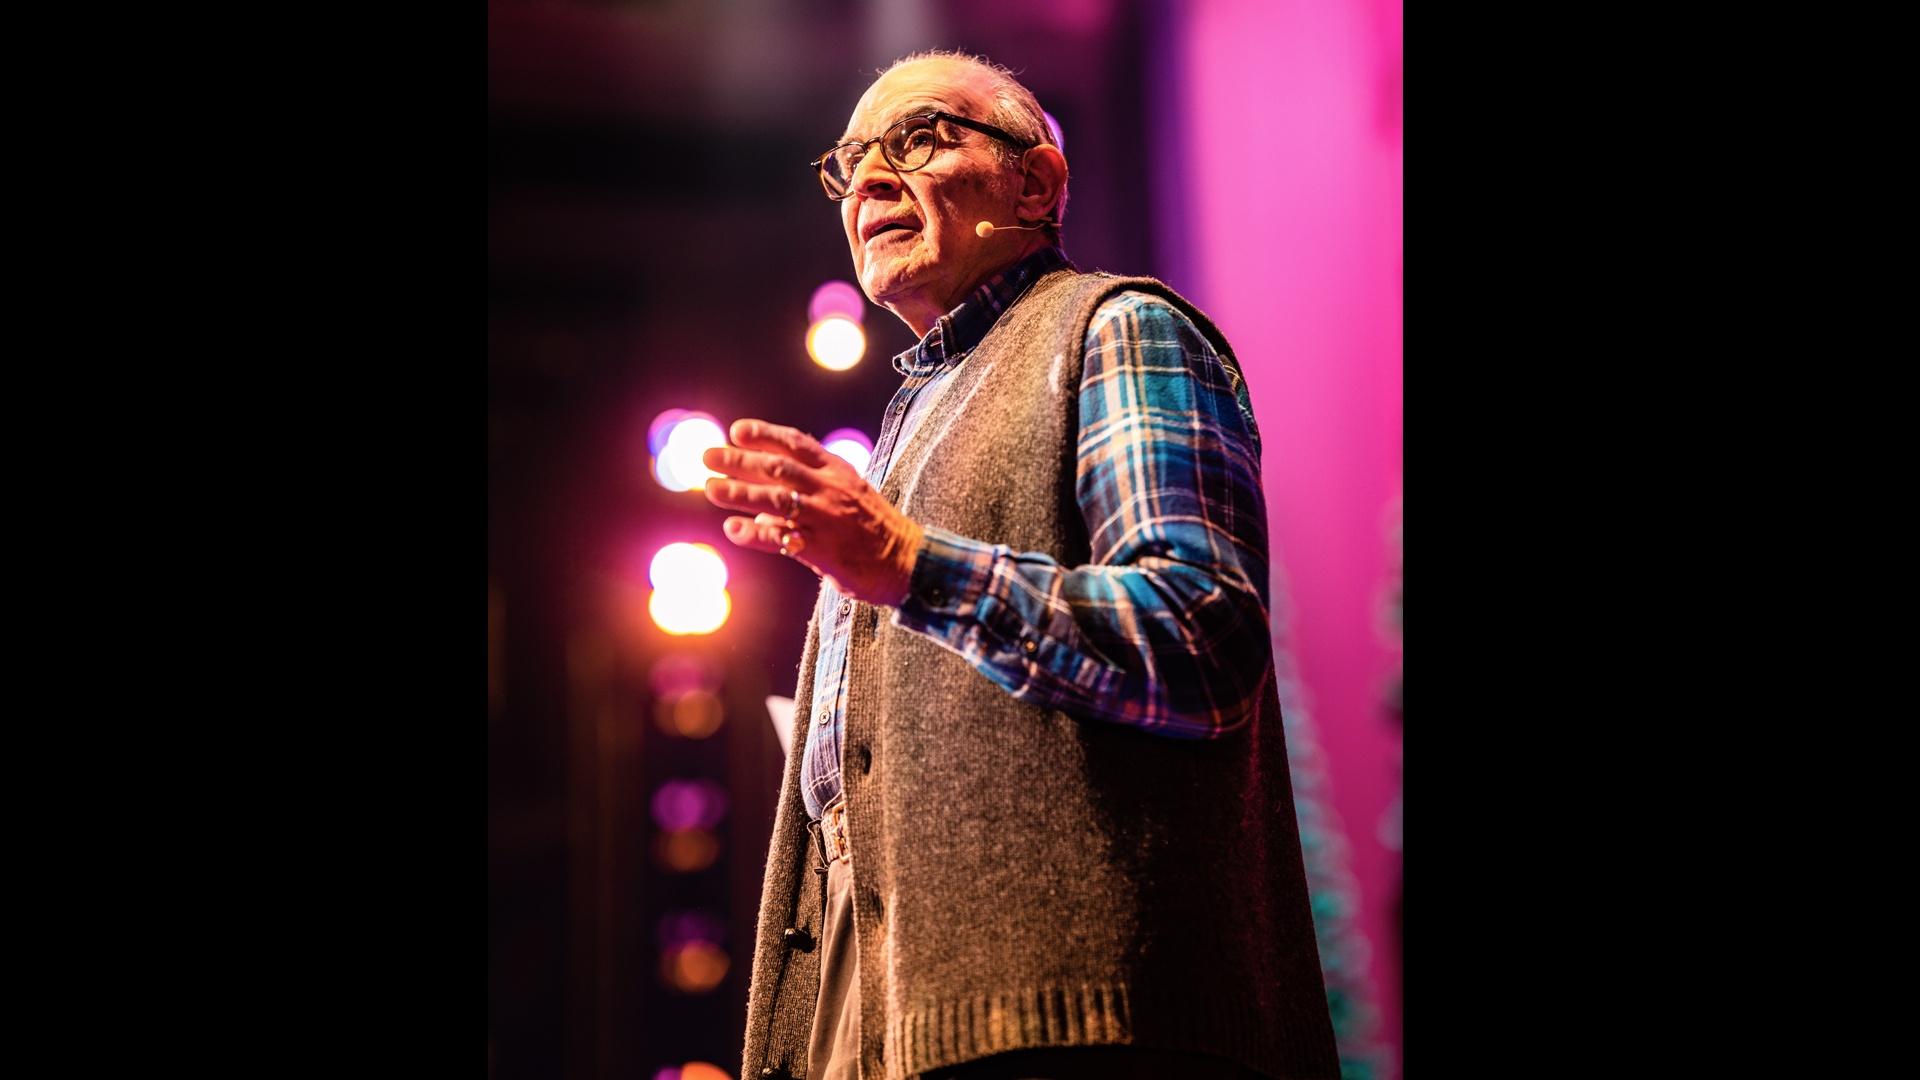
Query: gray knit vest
742,265,1340,1080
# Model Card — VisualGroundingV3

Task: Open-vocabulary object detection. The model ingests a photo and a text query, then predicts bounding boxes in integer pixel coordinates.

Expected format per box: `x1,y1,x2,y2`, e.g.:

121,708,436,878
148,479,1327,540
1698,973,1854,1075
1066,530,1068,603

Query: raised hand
702,418,924,607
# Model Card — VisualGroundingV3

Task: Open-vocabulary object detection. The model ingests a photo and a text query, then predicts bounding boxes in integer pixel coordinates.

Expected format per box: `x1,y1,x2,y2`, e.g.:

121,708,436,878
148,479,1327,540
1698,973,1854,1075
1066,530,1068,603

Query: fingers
704,478,811,519
722,513,807,557
728,418,834,469
700,445,827,491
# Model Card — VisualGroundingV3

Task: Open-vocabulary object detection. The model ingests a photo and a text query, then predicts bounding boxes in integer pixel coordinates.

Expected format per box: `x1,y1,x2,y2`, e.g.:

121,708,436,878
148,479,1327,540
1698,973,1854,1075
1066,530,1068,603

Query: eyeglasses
810,111,1035,201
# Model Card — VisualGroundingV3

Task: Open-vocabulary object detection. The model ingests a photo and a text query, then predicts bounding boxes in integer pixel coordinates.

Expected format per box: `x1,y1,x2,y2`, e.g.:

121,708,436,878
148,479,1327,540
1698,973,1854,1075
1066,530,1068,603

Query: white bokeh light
648,543,731,635
649,543,729,592
807,316,865,371
824,437,873,476
654,416,728,492
648,587,732,636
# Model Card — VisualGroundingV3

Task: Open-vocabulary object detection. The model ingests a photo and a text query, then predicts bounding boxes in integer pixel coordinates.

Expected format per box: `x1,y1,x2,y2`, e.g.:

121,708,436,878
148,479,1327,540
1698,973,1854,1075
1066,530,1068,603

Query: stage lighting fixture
806,315,865,371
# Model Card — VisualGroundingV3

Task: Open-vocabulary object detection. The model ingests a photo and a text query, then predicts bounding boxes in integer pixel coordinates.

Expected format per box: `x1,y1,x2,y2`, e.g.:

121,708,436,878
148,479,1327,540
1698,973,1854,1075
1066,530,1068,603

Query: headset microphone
975,220,1050,238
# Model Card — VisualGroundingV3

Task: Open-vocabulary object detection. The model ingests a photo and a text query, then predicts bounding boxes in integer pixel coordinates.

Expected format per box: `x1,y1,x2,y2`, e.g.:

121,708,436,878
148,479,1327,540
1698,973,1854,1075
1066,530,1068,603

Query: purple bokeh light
656,909,728,950
808,280,866,325
651,779,730,831
650,653,721,700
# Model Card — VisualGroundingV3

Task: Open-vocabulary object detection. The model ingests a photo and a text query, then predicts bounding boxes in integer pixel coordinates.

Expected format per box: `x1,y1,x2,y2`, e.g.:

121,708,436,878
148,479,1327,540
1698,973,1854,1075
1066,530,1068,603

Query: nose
848,142,902,200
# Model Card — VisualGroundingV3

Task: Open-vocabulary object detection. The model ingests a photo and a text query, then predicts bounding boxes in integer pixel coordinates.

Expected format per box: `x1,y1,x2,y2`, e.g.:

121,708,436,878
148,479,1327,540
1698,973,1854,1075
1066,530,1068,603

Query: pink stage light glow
649,653,722,700
650,779,729,831
820,427,875,476
808,280,866,325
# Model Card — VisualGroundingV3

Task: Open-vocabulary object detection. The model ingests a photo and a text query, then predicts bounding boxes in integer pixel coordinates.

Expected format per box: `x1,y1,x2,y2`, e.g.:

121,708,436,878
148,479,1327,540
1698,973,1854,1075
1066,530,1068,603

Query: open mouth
865,221,920,243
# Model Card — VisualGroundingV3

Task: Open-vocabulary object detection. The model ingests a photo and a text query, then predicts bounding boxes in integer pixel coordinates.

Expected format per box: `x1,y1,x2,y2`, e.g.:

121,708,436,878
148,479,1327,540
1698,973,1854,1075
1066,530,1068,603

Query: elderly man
703,52,1339,1080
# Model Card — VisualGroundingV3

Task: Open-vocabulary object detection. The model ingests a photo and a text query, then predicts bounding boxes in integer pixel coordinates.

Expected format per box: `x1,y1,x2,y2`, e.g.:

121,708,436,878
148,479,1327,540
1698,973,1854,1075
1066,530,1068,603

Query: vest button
760,1068,788,1079
783,926,815,952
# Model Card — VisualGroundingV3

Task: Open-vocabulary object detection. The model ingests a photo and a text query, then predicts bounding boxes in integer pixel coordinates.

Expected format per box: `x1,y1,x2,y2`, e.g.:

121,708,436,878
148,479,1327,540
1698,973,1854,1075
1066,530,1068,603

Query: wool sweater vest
742,265,1339,1080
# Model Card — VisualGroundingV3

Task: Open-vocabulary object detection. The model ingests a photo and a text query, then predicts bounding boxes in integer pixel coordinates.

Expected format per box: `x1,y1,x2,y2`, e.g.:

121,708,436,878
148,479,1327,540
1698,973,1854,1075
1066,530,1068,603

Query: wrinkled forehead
842,60,995,142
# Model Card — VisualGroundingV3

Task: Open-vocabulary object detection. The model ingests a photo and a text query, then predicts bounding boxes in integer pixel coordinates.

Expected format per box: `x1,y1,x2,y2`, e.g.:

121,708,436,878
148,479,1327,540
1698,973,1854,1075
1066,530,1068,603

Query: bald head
832,52,1070,336
863,52,1068,235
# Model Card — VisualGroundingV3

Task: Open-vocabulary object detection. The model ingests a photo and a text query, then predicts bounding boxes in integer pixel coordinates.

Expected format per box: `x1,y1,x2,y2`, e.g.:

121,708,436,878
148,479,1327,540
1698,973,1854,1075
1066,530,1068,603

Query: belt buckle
823,800,851,863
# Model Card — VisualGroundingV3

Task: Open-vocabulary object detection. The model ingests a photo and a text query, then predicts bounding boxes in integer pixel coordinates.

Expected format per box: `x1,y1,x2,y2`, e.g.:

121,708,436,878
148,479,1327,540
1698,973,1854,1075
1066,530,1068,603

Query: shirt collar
891,246,1071,377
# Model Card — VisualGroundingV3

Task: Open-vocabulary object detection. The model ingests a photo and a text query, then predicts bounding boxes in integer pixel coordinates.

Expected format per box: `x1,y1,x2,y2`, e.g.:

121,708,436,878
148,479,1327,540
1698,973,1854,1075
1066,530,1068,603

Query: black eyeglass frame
809,111,1037,200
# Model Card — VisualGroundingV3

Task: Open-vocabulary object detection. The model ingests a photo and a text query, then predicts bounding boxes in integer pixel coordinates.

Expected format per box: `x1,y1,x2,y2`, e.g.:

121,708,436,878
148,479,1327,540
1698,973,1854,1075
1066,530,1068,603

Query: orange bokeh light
655,689,724,739
660,941,730,994
654,827,719,872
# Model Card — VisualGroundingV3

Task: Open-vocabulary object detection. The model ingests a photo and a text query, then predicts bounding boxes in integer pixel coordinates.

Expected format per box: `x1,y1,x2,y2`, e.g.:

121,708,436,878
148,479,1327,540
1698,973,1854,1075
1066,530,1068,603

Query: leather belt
818,798,851,864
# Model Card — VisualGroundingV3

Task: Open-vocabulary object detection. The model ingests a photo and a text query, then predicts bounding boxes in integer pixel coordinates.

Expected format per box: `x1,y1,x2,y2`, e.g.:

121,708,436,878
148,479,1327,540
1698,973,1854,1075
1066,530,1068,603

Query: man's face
837,59,1023,327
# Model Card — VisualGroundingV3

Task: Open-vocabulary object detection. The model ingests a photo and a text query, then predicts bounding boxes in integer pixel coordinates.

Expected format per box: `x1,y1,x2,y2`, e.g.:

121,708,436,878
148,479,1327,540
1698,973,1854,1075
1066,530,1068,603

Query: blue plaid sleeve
891,291,1273,738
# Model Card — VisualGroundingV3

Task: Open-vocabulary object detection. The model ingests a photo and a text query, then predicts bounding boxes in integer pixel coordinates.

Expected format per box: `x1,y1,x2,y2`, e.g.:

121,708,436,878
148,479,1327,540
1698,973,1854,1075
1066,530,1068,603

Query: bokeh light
651,779,729,831
647,542,731,635
821,427,874,477
656,909,728,950
647,586,731,635
655,689,724,739
653,1063,732,1080
806,315,865,371
808,280,866,325
651,412,728,492
654,827,719,872
649,543,729,592
660,941,730,993
648,653,721,699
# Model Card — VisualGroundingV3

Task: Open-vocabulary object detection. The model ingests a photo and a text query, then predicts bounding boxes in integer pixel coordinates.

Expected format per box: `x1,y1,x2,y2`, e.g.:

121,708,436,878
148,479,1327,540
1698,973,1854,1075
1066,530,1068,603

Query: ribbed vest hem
883,982,1323,1079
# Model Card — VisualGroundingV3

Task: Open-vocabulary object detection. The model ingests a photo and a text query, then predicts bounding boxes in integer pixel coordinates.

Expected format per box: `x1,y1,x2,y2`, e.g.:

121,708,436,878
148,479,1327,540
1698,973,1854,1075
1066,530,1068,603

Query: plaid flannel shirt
801,248,1272,820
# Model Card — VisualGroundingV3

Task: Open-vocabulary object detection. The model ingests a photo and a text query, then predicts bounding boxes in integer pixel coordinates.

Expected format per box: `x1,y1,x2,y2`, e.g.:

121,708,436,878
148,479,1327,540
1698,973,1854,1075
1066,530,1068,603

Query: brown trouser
805,817,1267,1080
806,817,862,1080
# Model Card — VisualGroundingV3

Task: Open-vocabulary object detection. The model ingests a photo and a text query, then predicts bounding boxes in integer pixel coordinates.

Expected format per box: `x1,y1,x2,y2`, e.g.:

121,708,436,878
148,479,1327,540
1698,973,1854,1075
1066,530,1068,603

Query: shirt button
818,708,831,724
1022,638,1038,655
840,600,852,616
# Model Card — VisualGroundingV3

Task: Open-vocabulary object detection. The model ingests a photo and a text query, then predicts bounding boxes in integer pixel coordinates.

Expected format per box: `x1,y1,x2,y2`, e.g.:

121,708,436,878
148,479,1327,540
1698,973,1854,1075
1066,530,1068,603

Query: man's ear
1016,145,1068,225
